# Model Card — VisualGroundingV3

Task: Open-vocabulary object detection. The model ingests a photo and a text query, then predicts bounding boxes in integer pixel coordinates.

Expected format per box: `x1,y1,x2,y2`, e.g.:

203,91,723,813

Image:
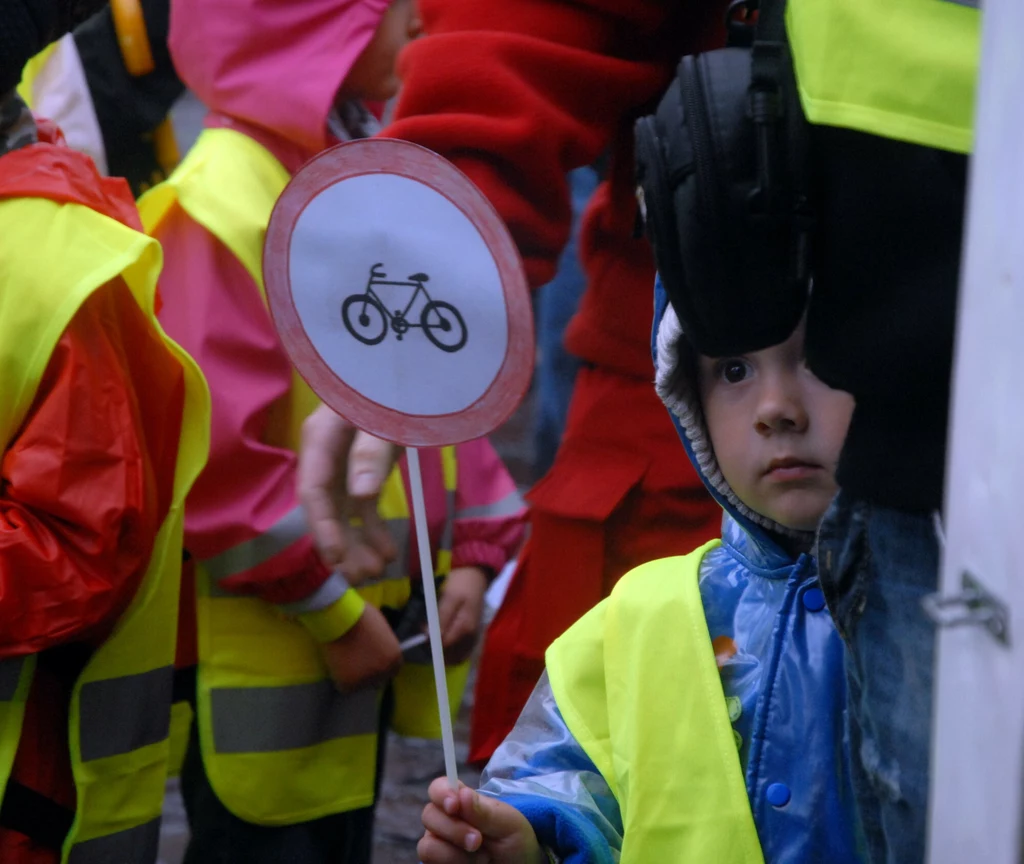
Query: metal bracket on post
923,571,1011,647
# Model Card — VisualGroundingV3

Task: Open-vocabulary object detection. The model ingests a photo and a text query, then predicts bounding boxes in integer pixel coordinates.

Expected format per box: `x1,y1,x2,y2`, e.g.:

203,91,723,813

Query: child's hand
298,405,399,583
319,604,402,692
437,567,488,665
418,779,544,864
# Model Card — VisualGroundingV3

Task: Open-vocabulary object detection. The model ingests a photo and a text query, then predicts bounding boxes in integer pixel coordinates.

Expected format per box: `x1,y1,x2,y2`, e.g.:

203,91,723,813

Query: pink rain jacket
155,0,525,664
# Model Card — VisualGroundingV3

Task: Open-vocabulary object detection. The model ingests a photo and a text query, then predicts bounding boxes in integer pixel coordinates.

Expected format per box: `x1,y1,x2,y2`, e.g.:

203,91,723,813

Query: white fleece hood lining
654,305,807,541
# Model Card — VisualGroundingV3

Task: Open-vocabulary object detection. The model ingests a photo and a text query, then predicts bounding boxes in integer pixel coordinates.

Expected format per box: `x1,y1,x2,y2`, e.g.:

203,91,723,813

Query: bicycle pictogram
341,263,469,353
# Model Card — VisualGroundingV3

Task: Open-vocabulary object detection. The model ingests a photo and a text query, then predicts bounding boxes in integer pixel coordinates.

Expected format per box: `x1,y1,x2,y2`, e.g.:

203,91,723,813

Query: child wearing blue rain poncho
417,278,865,864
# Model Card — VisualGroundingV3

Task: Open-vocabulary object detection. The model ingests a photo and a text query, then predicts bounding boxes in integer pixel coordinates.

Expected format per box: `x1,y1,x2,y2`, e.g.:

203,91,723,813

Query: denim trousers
533,165,599,478
816,491,940,864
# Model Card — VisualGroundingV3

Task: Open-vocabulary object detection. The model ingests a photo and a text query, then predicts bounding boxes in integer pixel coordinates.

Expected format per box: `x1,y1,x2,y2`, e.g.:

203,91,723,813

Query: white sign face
264,139,533,447
288,173,508,416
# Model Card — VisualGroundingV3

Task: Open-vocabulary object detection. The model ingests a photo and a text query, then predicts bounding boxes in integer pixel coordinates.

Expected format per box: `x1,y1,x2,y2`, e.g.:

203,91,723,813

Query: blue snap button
802,587,826,612
766,782,791,808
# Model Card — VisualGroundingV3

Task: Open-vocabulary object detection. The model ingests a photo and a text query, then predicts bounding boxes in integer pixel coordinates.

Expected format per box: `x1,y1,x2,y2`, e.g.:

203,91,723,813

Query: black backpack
634,0,812,358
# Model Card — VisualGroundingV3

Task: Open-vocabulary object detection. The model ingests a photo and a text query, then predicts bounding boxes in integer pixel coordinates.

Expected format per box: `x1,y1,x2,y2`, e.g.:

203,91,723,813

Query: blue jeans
816,491,940,864
534,166,600,478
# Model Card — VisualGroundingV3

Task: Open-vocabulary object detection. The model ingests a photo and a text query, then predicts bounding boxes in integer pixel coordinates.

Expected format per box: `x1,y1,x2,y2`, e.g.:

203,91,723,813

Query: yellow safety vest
139,128,469,824
17,43,59,102
787,0,980,154
546,541,765,864
0,192,210,862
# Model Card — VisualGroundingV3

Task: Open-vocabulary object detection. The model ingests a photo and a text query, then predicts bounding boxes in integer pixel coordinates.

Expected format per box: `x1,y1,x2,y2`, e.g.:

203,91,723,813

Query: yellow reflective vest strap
193,578,383,824
0,655,36,817
138,126,290,288
0,194,211,863
138,127,316,451
787,0,980,153
546,541,765,864
17,42,59,106
191,447,464,824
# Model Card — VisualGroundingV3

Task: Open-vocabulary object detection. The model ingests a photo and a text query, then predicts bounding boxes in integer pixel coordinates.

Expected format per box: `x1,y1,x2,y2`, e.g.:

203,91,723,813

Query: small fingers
347,431,397,498
437,589,460,636
457,786,529,841
313,528,345,569
298,409,356,567
348,441,398,565
339,501,396,580
358,506,399,563
421,804,484,855
448,604,478,642
439,603,479,664
417,830,486,864
338,540,387,585
298,407,355,497
443,636,477,667
427,776,465,810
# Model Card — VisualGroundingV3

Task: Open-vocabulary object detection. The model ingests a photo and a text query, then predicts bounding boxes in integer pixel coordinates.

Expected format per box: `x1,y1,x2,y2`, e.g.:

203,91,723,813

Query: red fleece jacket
385,0,728,378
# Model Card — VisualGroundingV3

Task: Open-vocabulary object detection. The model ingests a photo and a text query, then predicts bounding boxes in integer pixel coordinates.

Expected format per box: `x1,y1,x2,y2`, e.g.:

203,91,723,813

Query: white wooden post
927,0,1024,860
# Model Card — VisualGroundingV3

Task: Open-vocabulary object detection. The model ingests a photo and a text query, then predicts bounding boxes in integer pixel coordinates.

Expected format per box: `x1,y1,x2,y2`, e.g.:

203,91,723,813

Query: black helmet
634,0,812,358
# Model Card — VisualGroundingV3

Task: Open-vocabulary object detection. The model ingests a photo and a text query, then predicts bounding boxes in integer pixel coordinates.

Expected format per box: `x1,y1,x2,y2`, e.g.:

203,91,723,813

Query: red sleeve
0,281,181,658
385,0,719,288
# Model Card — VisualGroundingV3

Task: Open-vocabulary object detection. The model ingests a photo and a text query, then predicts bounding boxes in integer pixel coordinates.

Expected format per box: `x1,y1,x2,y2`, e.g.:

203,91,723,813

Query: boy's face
697,320,854,532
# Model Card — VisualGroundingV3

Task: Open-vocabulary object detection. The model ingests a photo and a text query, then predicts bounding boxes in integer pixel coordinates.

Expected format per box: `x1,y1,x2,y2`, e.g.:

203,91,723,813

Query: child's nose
754,377,809,435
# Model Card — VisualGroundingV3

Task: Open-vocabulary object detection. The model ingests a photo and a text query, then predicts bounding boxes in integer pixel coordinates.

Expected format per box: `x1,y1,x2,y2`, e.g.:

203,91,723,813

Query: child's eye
720,359,751,384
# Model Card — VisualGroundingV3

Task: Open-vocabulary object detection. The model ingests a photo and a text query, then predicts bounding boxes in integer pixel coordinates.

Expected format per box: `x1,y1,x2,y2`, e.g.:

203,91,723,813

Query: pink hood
169,0,389,154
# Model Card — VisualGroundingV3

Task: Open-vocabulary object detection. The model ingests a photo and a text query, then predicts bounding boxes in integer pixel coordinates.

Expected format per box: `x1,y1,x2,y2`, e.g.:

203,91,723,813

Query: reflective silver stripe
203,505,308,582
940,0,977,6
276,572,351,615
0,657,26,701
210,681,380,753
79,666,173,762
454,489,525,520
67,817,160,864
361,518,411,587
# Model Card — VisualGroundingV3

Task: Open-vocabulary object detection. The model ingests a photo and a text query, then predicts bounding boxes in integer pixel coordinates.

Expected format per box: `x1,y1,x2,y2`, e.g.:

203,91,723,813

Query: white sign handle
405,447,460,790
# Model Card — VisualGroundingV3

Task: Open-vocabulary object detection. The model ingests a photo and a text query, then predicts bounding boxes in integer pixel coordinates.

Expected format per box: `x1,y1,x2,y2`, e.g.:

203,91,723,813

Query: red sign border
264,138,534,447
